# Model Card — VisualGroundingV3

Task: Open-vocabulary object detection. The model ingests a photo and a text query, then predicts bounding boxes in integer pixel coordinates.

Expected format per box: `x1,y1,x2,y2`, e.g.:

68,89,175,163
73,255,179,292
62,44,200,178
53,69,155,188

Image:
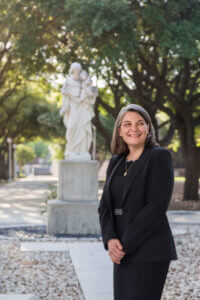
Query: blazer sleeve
98,157,118,250
121,149,174,255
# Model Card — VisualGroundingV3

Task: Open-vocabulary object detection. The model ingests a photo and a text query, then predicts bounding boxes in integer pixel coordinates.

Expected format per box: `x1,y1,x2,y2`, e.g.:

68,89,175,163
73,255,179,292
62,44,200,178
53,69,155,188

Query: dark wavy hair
111,104,159,155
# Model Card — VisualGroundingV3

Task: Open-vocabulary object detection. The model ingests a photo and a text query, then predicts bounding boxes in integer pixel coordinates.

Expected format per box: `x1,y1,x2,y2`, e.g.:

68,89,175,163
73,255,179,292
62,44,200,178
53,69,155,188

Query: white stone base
58,160,98,201
47,160,100,235
65,151,91,160
47,199,100,235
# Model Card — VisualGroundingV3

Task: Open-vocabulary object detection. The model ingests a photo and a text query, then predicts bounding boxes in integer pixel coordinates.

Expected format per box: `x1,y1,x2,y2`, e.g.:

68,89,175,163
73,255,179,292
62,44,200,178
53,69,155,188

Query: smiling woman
119,111,150,161
98,103,177,300
111,104,159,157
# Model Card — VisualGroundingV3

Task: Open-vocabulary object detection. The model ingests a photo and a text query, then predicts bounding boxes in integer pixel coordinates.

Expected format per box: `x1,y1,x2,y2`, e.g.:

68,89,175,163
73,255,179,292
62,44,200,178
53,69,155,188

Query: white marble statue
60,62,98,160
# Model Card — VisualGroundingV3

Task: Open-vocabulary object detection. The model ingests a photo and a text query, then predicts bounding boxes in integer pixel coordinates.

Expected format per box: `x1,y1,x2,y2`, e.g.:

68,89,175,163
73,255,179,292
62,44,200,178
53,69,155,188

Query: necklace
124,160,134,176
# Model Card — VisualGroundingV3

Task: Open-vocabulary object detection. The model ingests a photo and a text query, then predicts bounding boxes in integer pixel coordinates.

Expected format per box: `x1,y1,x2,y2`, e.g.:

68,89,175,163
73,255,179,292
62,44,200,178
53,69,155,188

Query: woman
98,104,177,300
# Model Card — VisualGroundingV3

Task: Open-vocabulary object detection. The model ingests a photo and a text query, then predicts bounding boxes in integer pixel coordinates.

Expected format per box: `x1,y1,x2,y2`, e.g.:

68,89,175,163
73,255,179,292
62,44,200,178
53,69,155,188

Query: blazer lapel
104,155,125,206
121,145,153,206
104,145,154,209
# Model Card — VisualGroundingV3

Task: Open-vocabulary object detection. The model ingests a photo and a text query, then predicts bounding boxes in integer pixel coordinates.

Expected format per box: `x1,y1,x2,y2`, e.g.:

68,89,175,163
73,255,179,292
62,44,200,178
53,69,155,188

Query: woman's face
119,111,149,148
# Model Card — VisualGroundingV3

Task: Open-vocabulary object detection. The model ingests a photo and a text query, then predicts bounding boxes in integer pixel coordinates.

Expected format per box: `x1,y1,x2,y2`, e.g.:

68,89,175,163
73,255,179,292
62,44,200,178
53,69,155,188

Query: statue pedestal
47,160,100,235
64,151,91,161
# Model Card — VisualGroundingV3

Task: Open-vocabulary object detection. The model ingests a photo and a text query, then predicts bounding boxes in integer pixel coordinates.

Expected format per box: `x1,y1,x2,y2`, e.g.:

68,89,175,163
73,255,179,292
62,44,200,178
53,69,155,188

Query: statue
60,62,98,160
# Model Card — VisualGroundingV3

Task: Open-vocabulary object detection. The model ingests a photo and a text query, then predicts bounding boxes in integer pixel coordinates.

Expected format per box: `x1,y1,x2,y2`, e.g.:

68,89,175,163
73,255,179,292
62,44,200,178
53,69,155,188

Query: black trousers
114,261,170,300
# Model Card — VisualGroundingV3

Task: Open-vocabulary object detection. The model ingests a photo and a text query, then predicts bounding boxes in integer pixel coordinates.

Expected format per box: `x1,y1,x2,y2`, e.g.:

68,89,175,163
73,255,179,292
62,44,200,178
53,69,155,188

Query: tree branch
0,83,20,106
0,96,27,137
97,95,116,118
0,55,12,85
93,99,111,149
158,123,175,146
137,49,188,117
180,58,190,99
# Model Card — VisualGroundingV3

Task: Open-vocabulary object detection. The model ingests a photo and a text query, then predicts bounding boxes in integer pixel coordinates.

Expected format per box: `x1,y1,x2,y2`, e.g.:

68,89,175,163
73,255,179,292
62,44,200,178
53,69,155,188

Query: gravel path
0,241,83,299
0,224,200,299
163,224,200,299
0,176,199,299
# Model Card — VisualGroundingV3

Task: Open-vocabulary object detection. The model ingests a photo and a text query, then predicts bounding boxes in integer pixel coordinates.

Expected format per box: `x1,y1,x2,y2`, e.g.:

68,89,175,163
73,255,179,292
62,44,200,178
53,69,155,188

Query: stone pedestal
47,160,100,235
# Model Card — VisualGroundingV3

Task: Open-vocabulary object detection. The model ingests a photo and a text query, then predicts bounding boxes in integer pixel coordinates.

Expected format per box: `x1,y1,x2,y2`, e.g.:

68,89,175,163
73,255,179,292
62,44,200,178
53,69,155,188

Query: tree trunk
182,147,200,201
0,155,8,180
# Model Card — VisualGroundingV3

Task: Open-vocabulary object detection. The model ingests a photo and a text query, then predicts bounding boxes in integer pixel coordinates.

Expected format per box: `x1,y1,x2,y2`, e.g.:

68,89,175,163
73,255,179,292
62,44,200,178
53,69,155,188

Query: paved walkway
0,175,200,227
0,176,200,300
167,210,200,225
0,175,57,226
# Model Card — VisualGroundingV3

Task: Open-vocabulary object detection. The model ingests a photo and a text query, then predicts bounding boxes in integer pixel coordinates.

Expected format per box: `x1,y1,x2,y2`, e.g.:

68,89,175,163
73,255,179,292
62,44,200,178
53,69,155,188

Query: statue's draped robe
61,76,95,156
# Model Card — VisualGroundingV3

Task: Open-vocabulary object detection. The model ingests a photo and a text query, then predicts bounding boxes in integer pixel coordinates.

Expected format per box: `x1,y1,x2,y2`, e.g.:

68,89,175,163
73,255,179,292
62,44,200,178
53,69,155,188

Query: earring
147,133,151,138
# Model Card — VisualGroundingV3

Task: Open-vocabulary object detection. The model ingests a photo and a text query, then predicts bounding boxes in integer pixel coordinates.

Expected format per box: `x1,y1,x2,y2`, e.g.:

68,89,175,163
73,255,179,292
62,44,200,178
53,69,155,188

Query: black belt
114,208,123,216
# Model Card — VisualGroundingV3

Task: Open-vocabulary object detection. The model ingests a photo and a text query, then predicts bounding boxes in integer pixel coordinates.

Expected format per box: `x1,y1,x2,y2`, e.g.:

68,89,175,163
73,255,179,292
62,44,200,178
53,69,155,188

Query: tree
27,140,50,160
60,0,200,200
5,0,200,199
0,0,50,178
0,78,62,179
16,144,35,172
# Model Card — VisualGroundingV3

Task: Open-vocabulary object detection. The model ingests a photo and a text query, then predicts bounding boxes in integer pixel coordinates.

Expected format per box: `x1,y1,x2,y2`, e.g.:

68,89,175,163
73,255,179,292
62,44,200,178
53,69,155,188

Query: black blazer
98,145,177,263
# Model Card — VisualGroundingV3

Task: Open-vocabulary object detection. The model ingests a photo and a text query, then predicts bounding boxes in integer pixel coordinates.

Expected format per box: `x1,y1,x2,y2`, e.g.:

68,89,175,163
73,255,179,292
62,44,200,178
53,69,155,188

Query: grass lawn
175,177,200,182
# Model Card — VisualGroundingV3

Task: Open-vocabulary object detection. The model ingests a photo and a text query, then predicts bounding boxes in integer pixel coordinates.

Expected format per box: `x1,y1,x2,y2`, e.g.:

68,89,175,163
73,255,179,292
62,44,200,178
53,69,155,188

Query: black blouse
110,157,136,209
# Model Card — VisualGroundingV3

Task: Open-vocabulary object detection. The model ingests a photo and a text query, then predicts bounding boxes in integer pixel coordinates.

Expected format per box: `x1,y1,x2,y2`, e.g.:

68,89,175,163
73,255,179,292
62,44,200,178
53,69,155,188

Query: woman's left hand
108,239,126,264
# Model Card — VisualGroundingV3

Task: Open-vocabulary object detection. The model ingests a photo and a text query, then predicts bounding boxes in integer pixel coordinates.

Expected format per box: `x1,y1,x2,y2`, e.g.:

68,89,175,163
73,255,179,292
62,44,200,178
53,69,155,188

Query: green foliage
50,138,65,160
140,0,200,58
168,130,181,152
16,144,35,168
0,0,64,170
58,0,200,72
27,140,50,159
37,108,65,138
1,0,200,185
64,0,136,68
0,81,61,144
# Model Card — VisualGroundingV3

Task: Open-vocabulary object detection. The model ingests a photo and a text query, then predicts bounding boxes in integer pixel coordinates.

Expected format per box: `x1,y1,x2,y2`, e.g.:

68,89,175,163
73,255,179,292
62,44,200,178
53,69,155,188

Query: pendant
124,171,127,176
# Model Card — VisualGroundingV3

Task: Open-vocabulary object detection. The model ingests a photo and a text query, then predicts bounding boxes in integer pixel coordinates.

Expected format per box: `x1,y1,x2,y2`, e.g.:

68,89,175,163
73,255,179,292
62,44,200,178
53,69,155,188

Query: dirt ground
169,182,200,210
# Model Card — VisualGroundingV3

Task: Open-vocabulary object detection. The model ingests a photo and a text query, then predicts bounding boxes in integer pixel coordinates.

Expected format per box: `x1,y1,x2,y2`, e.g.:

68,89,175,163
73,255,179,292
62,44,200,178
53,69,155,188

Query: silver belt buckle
114,208,123,216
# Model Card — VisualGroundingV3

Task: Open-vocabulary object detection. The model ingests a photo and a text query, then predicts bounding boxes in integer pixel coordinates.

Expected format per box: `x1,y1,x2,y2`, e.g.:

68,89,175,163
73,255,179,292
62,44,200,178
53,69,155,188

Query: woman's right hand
108,239,126,264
